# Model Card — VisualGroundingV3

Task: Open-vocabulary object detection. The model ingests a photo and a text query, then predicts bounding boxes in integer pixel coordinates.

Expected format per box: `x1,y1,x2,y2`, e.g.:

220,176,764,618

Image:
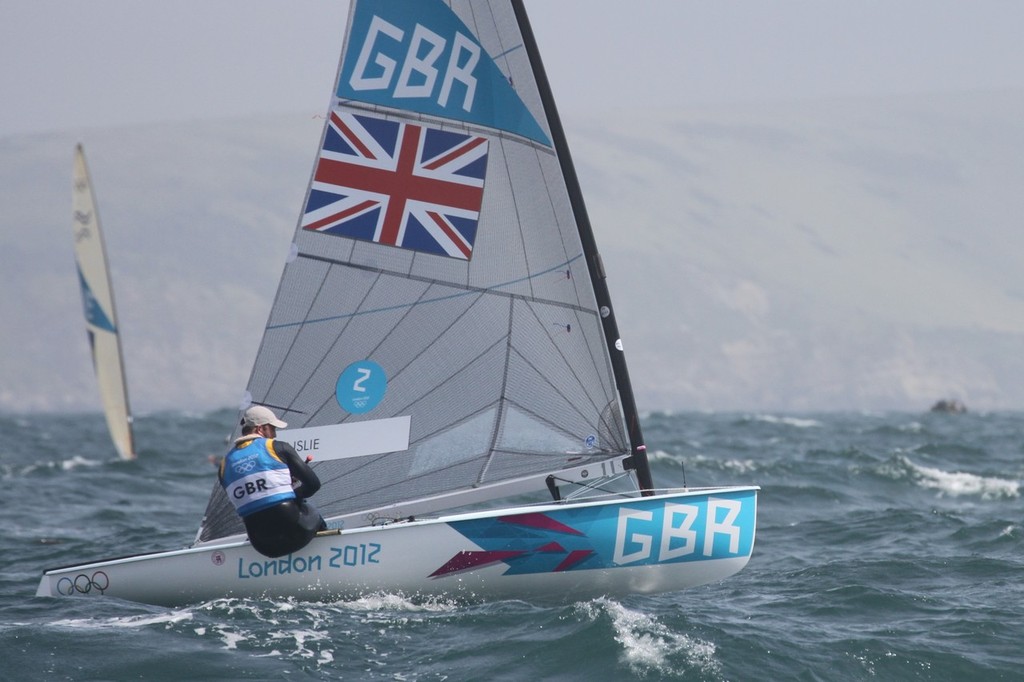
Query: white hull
37,487,757,606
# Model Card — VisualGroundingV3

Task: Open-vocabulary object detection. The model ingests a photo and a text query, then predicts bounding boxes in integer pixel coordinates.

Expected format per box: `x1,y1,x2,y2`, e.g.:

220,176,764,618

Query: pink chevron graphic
498,512,584,536
537,542,566,552
429,550,525,578
554,550,594,572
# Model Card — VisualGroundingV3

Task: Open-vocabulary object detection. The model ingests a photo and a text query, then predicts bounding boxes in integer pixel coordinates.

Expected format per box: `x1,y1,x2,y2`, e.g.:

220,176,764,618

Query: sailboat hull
37,487,757,607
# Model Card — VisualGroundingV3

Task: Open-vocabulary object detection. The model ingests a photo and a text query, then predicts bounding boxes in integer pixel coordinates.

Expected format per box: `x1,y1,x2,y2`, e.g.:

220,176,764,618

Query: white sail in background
72,144,136,461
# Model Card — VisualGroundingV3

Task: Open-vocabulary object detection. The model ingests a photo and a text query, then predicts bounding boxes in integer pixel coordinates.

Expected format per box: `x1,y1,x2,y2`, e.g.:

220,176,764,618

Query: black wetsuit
235,439,326,558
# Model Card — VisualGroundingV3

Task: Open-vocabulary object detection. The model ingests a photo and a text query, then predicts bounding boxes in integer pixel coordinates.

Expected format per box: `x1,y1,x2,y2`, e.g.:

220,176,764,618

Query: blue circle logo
336,360,387,414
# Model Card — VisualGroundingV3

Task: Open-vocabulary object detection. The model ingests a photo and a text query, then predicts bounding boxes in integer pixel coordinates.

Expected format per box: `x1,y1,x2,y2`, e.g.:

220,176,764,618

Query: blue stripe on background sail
77,267,117,333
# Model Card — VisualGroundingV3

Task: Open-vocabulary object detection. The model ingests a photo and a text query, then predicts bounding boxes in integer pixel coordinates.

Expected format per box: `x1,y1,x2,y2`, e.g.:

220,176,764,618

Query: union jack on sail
302,111,489,260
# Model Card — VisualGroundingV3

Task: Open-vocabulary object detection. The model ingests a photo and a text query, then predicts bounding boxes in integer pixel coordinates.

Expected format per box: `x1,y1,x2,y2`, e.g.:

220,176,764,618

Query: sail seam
306,275,435,426
266,252,589,330
336,99,553,152
261,261,356,421
478,295,515,485
520,301,606,423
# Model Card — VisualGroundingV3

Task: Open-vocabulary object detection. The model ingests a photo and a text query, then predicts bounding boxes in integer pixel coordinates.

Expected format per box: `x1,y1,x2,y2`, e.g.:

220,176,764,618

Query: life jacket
219,437,295,517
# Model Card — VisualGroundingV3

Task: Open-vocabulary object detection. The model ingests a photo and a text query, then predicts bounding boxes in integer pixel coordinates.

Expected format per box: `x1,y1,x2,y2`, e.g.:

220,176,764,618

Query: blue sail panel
338,0,551,146
77,267,117,333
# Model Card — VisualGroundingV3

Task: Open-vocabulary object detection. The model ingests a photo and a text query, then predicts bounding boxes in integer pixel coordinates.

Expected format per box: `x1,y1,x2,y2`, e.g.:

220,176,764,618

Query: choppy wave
907,458,1020,499
5,410,1024,680
872,453,1020,499
748,413,823,429
576,598,722,678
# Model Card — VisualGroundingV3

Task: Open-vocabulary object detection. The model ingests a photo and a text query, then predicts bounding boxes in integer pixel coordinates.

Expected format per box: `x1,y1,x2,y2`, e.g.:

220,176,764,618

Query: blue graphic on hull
436,490,757,577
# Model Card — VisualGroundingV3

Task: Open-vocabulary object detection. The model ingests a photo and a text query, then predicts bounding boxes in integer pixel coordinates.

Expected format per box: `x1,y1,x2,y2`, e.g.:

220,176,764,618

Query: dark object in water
930,399,967,413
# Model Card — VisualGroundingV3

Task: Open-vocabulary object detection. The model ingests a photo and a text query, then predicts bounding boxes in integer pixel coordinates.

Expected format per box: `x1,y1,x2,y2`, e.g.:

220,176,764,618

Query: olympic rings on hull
56,571,109,596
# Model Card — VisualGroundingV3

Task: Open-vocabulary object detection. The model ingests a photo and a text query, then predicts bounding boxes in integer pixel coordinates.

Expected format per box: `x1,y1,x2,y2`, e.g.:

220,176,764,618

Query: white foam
685,452,760,474
215,626,249,651
752,414,822,428
907,459,1020,499
51,609,193,629
267,627,330,659
59,455,105,471
194,599,337,658
332,592,459,613
577,598,722,677
2,456,105,479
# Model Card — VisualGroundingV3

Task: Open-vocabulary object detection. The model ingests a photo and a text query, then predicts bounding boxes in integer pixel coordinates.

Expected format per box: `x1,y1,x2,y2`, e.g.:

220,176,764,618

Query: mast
511,1,654,494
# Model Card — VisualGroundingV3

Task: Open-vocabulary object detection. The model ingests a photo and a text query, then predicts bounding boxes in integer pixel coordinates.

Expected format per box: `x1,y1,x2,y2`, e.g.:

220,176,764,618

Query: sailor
219,405,327,558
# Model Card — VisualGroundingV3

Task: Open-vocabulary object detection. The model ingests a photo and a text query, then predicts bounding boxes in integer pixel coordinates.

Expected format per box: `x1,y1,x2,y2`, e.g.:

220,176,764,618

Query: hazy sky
5,1,1024,413
4,0,1024,137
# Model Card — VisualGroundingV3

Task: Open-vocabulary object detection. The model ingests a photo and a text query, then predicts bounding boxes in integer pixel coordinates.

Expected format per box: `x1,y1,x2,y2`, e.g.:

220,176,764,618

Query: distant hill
4,91,1024,413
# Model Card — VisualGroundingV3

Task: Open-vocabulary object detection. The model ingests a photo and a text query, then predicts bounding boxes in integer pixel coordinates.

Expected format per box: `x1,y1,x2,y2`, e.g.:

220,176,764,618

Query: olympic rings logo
56,571,110,596
233,459,257,474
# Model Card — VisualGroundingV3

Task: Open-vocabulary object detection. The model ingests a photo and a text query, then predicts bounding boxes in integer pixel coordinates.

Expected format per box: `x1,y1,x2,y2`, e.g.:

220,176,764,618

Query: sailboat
71,144,136,461
38,0,757,606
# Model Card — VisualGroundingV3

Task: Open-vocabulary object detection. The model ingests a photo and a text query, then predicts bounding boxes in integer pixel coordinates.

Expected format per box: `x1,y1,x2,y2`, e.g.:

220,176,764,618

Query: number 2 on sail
336,360,387,414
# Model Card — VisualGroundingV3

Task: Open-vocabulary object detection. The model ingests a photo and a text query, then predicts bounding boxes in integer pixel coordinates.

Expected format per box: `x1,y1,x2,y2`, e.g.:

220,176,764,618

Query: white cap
242,405,287,429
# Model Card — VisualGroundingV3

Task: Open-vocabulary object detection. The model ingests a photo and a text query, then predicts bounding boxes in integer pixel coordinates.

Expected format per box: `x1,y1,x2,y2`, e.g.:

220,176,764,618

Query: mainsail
198,0,649,542
72,144,136,461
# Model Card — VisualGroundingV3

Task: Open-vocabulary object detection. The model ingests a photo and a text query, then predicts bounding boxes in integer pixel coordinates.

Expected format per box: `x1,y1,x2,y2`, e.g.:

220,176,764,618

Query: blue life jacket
219,437,295,517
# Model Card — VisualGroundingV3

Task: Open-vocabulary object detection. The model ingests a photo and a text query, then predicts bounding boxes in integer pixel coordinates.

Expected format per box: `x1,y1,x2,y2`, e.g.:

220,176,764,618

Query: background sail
198,0,627,541
72,145,136,461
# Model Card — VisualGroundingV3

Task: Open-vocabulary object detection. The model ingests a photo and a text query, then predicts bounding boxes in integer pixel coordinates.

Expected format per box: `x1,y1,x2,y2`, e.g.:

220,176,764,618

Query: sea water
2,409,1021,680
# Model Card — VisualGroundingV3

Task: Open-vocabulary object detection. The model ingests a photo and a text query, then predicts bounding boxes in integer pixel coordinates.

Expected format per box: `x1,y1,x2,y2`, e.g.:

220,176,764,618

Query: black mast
511,0,654,495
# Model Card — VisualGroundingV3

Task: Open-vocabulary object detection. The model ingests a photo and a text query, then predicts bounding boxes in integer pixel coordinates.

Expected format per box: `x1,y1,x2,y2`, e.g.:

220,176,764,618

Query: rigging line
477,1,523,71
520,300,607,422
567,292,620,408
493,44,524,60
553,472,635,500
377,284,488,393
532,140,583,306
255,258,336,419
492,138,536,303
503,345,604,442
269,252,587,330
